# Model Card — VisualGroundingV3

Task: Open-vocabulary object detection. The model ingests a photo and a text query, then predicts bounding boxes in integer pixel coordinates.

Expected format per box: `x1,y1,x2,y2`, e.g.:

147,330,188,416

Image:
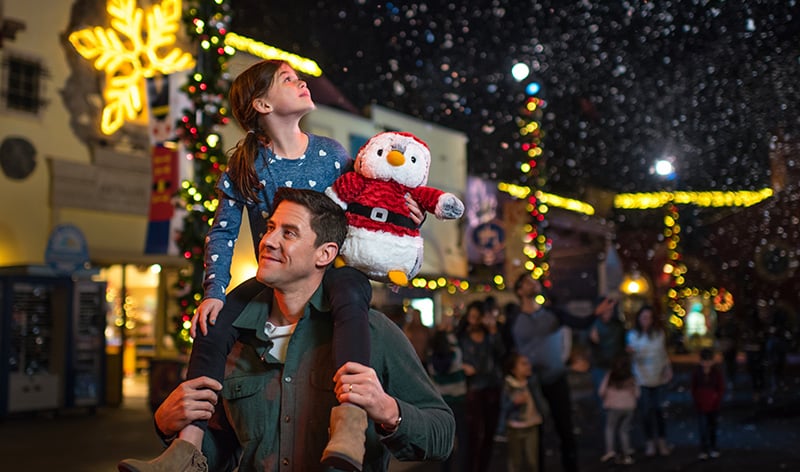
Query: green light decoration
517,94,552,291
171,0,233,352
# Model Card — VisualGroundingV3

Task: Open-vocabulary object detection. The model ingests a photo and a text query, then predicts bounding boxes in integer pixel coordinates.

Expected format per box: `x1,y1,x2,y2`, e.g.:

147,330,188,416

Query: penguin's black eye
410,155,417,163
377,149,383,156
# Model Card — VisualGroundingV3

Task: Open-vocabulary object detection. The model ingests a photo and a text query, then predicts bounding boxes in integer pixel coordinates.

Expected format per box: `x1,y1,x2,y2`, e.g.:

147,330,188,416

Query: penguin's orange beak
387,149,405,166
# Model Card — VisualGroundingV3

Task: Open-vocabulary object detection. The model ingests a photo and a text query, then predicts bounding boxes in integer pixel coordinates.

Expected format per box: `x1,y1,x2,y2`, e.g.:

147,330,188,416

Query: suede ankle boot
320,403,368,472
118,439,208,472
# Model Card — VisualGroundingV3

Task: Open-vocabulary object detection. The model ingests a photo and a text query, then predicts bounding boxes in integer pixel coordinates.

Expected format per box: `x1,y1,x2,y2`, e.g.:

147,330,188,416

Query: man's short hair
273,187,348,249
513,272,531,294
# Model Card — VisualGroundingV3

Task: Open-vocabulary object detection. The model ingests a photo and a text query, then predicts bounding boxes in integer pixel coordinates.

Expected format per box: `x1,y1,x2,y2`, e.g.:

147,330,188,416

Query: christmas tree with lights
517,92,553,292
171,0,233,351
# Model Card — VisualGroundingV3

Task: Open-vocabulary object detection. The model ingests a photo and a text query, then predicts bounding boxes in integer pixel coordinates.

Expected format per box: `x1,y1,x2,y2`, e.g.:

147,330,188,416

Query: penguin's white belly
341,226,424,283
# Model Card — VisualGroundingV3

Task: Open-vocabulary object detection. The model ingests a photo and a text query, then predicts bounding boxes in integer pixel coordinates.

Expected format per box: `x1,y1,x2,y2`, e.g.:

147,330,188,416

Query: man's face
256,201,323,289
516,276,542,299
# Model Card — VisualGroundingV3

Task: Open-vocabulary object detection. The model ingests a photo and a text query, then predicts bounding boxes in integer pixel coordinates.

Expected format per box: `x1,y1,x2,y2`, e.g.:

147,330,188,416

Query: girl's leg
506,427,522,472
323,266,371,368
604,410,618,454
320,267,372,471
184,277,266,432
118,277,265,471
528,426,540,472
619,410,634,454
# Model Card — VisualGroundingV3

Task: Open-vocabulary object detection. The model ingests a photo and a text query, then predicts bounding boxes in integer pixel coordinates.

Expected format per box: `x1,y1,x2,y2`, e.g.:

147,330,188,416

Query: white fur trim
324,186,347,209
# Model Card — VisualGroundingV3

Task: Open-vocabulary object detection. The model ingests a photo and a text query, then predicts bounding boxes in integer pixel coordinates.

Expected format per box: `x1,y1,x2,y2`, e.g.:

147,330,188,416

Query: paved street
1,356,798,471
396,355,800,472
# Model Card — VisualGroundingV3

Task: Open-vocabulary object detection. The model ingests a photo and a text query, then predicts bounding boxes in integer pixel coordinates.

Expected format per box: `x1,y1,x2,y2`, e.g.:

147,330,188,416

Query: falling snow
233,0,799,194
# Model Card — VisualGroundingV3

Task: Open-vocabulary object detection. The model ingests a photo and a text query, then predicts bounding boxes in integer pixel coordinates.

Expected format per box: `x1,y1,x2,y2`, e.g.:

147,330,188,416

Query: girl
627,305,673,457
120,60,422,472
500,352,543,472
598,353,639,465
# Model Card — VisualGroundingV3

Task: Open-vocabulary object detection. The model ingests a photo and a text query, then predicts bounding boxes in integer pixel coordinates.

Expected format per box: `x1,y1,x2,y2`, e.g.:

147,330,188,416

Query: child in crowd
500,352,543,472
690,347,725,460
598,353,639,465
119,59,423,472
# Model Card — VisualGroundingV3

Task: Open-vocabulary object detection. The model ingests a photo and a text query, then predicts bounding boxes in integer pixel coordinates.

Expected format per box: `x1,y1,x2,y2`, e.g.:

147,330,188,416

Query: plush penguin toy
325,131,464,286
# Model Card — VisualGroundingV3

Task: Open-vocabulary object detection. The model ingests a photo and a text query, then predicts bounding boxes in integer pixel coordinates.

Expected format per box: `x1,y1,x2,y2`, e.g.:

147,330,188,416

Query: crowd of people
395,279,787,472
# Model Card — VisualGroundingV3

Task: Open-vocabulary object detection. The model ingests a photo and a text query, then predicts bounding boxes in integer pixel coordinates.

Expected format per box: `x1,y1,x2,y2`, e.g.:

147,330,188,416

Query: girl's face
513,356,532,379
261,63,315,117
638,308,653,329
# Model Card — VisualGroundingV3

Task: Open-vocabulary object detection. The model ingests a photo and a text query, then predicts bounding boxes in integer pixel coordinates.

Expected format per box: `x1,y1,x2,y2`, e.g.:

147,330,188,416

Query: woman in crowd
458,300,506,472
627,305,673,457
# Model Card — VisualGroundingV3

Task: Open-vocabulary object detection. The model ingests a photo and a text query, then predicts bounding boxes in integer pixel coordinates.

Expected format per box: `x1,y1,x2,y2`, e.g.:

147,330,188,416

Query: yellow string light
224,32,323,77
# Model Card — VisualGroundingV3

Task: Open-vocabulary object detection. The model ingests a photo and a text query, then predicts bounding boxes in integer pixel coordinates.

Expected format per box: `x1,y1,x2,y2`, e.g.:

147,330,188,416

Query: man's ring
348,384,354,393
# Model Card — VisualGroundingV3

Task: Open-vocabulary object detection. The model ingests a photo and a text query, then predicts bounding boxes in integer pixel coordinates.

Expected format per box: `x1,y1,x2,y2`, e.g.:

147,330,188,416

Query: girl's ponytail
227,129,264,203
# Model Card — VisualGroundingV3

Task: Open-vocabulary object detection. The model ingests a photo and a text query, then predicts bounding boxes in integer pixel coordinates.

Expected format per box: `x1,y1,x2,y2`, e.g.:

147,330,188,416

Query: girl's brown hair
607,352,635,389
226,60,285,202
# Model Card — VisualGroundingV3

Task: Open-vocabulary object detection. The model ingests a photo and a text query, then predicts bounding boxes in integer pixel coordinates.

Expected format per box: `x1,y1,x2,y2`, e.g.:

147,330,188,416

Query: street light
654,158,676,181
511,62,530,82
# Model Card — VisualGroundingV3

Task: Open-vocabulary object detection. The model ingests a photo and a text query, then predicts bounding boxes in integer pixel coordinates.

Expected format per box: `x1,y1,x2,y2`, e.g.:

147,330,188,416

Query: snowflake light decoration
68,0,195,135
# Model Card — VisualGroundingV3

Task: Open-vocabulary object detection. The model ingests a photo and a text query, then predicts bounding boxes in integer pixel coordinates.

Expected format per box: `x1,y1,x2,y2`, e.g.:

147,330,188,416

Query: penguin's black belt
346,202,417,230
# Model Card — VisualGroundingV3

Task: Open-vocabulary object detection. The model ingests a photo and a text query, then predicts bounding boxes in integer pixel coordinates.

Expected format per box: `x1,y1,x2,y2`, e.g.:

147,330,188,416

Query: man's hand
192,298,224,337
154,376,222,438
593,297,617,318
332,362,399,427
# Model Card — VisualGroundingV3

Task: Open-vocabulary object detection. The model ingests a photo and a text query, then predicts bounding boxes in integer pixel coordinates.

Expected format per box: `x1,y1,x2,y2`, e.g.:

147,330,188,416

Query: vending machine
64,280,106,410
0,268,107,416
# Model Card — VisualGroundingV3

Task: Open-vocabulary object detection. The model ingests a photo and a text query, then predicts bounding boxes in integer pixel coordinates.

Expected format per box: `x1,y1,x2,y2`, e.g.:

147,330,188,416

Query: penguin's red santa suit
325,131,464,286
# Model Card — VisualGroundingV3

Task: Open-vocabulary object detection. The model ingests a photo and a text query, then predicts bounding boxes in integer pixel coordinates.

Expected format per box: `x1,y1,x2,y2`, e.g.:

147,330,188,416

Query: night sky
230,1,800,196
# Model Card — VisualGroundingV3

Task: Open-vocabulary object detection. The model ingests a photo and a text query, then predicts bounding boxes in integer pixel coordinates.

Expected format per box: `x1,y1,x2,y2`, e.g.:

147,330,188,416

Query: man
511,273,597,472
131,188,454,471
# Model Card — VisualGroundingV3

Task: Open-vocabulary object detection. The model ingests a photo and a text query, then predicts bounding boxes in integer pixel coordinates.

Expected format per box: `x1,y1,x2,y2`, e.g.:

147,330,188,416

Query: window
2,54,48,114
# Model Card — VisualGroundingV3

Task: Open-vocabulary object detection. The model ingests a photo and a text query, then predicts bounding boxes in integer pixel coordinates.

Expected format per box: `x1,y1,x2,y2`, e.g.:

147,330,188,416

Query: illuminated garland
409,276,502,294
662,204,688,324
171,0,233,351
517,94,552,288
224,32,322,76
614,189,773,209
667,286,734,329
499,183,595,216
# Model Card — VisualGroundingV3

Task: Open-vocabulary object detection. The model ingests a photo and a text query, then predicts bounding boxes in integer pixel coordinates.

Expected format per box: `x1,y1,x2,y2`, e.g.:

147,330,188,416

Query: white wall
0,1,93,265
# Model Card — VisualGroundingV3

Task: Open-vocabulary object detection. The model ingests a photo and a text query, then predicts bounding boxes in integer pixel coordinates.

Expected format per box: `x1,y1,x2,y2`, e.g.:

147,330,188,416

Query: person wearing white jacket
626,305,673,457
